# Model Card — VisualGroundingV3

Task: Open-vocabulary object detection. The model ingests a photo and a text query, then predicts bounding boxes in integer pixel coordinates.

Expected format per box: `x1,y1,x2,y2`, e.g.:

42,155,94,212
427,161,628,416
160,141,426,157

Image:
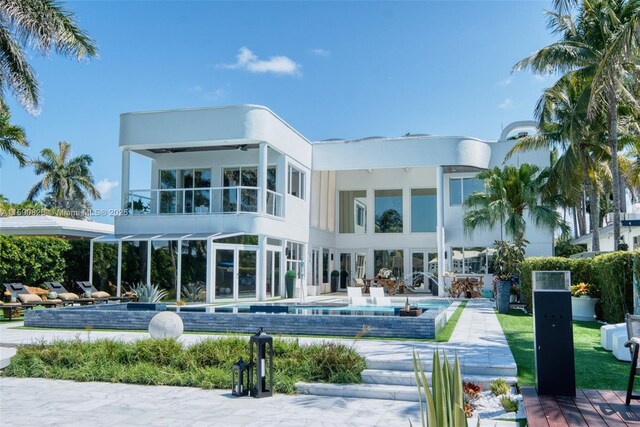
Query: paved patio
0,299,520,426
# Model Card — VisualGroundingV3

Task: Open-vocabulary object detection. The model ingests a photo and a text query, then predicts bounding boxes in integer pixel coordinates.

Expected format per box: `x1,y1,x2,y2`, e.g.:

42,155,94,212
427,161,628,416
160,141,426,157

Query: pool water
172,300,450,316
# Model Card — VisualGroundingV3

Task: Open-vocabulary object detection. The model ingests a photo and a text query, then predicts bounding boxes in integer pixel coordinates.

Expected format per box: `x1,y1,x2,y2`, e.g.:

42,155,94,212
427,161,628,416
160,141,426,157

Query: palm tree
28,141,100,210
506,74,611,250
0,0,97,113
0,104,27,166
514,0,640,248
463,163,568,244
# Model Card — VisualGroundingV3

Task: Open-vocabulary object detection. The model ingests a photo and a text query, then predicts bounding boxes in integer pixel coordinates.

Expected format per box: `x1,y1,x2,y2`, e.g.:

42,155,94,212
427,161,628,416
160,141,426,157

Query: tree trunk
573,207,579,239
619,169,627,213
608,88,621,249
579,152,600,251
576,192,586,236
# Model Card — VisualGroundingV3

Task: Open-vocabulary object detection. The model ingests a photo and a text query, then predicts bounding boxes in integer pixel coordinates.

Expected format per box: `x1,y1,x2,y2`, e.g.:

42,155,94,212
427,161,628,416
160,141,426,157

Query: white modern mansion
90,105,552,302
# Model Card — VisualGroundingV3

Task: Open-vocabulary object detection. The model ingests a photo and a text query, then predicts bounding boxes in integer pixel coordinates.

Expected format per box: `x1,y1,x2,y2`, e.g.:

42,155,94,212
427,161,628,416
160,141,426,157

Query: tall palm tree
0,104,27,166
514,0,640,248
28,141,100,210
507,74,611,250
463,163,568,244
0,0,97,113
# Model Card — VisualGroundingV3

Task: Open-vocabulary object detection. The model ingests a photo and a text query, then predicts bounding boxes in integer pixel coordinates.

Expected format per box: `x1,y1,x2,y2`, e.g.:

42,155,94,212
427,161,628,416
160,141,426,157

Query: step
361,369,517,388
366,358,517,377
296,382,422,401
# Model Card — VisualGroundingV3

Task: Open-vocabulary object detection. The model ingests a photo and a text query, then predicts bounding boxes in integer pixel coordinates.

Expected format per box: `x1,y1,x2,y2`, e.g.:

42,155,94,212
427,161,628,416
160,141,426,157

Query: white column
257,235,267,300
206,238,213,303
436,166,446,296
301,243,308,302
89,239,94,283
116,240,122,296
258,142,268,214
146,240,152,286
121,150,130,210
176,240,183,303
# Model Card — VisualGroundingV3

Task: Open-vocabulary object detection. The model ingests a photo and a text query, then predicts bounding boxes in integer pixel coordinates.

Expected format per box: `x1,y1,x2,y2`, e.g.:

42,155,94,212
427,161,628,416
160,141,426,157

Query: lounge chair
370,287,391,306
347,287,369,306
75,281,133,302
44,282,96,305
625,314,640,404
2,283,64,308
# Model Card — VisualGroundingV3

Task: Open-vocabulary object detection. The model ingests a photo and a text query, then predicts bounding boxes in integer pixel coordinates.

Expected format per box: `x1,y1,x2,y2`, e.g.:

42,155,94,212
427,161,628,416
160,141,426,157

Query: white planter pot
307,286,319,296
571,296,598,321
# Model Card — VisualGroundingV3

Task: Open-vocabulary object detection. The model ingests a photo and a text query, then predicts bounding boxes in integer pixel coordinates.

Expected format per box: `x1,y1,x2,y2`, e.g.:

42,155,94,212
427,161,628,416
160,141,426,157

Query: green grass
435,301,467,342
497,309,634,390
2,337,367,393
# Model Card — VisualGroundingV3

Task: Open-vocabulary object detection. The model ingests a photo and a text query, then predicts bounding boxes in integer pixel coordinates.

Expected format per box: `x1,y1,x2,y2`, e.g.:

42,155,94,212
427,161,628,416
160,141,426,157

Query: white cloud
498,98,514,109
96,179,118,200
219,47,301,76
497,77,513,86
310,48,331,57
188,84,226,101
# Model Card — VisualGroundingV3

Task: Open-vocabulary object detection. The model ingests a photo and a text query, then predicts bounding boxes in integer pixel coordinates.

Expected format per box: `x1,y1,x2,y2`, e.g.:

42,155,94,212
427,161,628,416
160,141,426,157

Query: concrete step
366,358,517,377
361,369,517,388
296,382,422,402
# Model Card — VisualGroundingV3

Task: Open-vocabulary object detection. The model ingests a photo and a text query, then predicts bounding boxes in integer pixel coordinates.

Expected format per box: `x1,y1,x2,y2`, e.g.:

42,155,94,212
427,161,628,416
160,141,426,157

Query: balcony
126,186,283,217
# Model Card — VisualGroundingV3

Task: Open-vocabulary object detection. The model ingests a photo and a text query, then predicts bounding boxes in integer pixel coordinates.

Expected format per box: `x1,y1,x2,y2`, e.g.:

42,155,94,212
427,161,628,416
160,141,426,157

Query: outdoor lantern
249,327,273,398
231,357,250,397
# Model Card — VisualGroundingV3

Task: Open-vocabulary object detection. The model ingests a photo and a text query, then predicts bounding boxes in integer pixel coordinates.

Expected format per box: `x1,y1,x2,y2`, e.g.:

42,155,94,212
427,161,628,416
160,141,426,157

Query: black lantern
249,327,273,398
231,357,250,396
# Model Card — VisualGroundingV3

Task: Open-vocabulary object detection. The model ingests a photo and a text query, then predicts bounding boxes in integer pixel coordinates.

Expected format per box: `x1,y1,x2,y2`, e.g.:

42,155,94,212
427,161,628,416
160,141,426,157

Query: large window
411,188,436,232
92,241,118,292
286,241,304,275
339,190,367,233
181,240,207,303
375,189,403,233
121,240,149,288
150,240,178,300
449,177,484,206
288,165,305,199
451,246,493,274
374,250,404,278
223,166,276,212
159,168,211,213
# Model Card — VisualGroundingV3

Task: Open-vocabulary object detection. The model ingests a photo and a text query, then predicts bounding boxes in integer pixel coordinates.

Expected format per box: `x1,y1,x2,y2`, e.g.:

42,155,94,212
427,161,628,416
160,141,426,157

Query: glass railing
126,187,284,217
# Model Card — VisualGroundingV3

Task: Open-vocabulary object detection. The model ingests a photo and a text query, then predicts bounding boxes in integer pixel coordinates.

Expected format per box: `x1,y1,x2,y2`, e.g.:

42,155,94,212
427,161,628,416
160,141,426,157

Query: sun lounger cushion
18,293,42,304
92,291,110,298
58,293,79,301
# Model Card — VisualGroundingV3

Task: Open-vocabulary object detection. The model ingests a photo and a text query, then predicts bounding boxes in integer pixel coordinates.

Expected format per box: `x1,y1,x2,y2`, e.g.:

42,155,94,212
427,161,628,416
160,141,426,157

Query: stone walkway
0,299,519,426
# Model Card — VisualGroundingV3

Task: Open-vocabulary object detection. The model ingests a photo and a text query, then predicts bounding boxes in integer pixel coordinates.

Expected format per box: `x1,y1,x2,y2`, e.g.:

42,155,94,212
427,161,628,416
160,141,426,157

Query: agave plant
413,350,469,427
181,281,205,302
130,283,168,303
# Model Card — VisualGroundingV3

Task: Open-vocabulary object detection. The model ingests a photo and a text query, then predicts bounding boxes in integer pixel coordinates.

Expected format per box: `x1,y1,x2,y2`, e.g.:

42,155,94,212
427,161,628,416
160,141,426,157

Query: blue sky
0,1,555,223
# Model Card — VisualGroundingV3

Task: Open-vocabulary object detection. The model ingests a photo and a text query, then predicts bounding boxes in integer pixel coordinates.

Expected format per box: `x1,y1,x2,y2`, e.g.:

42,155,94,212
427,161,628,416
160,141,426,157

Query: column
121,150,130,210
176,240,183,303
89,239,94,283
206,238,214,302
436,166,446,296
258,142,268,214
146,240,152,286
257,235,267,300
116,240,122,296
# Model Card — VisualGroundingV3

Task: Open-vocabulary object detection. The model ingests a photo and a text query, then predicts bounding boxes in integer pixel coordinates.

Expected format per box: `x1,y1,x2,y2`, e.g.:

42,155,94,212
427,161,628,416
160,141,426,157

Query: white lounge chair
347,287,369,306
370,287,391,306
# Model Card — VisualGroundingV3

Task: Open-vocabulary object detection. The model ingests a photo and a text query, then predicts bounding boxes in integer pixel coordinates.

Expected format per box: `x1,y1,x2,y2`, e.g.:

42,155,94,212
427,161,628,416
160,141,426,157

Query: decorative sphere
148,312,184,339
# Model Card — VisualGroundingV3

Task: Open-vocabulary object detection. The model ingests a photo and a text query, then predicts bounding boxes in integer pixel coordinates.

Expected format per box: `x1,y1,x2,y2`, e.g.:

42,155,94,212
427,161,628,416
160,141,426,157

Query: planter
330,276,338,293
496,281,511,314
285,278,295,299
571,296,598,321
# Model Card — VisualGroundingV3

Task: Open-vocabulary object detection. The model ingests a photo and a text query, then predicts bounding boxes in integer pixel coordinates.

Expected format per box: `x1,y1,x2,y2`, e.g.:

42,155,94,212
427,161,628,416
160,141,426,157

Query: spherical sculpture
148,311,184,339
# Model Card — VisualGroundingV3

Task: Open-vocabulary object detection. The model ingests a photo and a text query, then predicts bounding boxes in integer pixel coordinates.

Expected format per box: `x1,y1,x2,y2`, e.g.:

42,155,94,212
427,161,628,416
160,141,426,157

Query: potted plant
492,240,525,314
509,284,519,303
570,282,599,321
330,270,339,292
285,270,297,299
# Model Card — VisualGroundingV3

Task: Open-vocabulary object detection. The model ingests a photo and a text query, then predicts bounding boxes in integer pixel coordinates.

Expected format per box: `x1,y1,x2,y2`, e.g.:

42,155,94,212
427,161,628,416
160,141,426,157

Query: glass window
288,165,305,199
463,178,484,201
449,178,462,206
451,246,489,274
150,240,178,300
121,240,149,288
374,250,404,278
411,188,436,232
339,190,367,234
181,240,207,303
92,241,118,292
450,177,484,206
375,189,403,233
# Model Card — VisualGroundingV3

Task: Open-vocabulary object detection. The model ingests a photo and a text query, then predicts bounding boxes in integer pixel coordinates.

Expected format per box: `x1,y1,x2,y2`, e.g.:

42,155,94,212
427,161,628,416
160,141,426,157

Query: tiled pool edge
24,303,448,339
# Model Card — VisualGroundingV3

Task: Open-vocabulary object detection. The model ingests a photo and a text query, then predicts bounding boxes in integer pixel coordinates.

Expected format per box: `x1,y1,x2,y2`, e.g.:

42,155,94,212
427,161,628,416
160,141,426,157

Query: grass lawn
497,309,635,391
435,301,466,342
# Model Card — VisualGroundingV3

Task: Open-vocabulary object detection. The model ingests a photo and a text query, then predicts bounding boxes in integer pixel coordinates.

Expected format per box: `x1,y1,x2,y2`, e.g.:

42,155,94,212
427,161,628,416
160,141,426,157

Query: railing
605,212,640,225
126,186,284,217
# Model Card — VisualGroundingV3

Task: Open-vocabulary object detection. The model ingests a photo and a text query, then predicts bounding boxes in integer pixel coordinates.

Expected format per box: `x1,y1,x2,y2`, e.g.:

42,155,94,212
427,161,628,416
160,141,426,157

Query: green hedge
0,235,70,286
520,252,635,323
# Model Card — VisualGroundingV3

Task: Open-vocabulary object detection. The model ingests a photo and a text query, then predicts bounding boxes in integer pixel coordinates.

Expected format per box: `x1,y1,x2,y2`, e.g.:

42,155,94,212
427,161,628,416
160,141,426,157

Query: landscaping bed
1,337,366,394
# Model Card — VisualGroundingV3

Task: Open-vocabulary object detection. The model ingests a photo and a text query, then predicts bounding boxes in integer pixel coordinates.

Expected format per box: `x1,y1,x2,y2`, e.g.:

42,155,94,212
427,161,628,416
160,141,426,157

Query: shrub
570,283,597,298
500,396,519,412
130,283,168,302
0,235,70,285
489,378,510,396
593,251,633,323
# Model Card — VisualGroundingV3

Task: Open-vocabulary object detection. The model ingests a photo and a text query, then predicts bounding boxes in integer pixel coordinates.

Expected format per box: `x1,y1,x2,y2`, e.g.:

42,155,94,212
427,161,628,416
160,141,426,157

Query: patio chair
625,314,640,404
74,281,125,302
2,283,64,308
370,287,391,306
44,282,95,305
347,287,369,306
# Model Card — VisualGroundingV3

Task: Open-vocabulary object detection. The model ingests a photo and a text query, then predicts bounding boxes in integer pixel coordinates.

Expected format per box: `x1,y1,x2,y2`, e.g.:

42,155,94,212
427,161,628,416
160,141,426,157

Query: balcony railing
126,186,283,217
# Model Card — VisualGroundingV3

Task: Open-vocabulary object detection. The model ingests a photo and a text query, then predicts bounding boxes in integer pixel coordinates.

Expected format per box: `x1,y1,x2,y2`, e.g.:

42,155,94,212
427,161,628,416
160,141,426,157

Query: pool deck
0,298,519,426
